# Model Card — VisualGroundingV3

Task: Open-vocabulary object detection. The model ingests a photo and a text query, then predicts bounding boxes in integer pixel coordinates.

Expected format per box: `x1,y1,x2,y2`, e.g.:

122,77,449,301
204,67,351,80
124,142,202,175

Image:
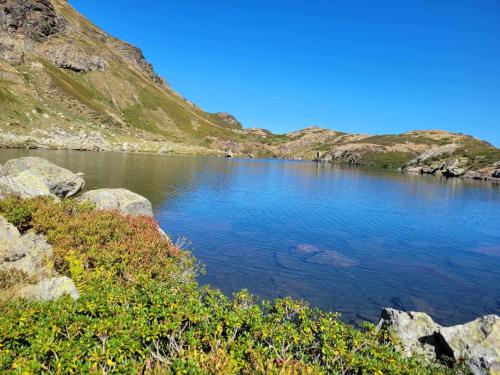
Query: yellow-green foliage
0,197,454,374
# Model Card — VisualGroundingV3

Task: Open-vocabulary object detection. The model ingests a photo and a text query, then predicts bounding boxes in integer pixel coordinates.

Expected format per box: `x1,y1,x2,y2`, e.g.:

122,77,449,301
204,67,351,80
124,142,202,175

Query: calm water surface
1,149,499,325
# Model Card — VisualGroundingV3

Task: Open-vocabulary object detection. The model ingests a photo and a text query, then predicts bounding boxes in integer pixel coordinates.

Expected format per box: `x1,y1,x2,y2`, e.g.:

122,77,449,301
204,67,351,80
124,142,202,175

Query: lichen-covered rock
45,44,108,72
0,157,85,198
76,188,153,217
437,315,500,375
408,144,459,166
1,215,79,303
16,276,79,301
377,308,500,375
0,215,22,261
0,0,67,41
442,157,469,177
376,308,440,358
0,216,53,277
406,166,423,174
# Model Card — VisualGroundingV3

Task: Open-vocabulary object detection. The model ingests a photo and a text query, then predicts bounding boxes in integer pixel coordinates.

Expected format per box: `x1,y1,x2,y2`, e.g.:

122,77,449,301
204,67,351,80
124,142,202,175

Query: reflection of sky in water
1,149,499,325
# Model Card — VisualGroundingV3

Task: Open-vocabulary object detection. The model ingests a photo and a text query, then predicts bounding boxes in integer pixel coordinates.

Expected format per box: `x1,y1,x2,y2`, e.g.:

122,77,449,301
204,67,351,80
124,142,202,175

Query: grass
0,196,458,374
39,58,111,115
361,151,415,169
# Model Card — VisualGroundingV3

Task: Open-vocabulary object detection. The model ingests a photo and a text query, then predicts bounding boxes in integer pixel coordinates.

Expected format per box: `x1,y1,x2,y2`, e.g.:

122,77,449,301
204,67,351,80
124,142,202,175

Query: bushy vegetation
0,197,452,374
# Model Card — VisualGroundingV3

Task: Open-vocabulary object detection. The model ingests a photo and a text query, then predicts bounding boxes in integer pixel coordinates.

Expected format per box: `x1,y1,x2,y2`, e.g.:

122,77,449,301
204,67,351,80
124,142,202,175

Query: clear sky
69,0,500,146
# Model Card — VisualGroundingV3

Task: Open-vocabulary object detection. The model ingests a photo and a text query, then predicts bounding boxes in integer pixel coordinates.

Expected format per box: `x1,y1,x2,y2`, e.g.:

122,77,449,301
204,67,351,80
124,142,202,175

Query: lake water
1,149,499,325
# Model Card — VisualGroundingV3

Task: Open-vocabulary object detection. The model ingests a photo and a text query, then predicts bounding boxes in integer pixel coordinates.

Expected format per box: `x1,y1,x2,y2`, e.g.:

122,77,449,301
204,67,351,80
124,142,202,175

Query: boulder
0,216,53,278
376,308,440,358
493,169,500,178
407,166,423,174
0,179,16,199
0,157,85,198
438,315,500,375
76,188,153,217
16,276,79,301
1,215,79,302
377,308,500,375
442,157,469,177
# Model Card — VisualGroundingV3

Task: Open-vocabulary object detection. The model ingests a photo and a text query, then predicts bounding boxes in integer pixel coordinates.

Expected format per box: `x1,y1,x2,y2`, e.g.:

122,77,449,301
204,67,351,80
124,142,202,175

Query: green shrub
0,197,454,374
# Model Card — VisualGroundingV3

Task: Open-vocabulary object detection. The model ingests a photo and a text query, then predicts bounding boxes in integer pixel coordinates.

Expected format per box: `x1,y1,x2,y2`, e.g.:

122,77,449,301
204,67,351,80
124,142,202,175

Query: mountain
1,0,499,178
0,0,251,153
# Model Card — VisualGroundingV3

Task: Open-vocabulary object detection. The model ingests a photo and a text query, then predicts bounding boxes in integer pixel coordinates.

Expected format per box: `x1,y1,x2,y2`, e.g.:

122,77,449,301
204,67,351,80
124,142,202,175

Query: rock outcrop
0,0,67,41
0,157,164,303
402,144,500,181
377,308,500,375
215,112,243,129
407,144,459,166
0,157,85,198
0,216,53,277
0,215,79,302
45,44,108,72
76,188,154,217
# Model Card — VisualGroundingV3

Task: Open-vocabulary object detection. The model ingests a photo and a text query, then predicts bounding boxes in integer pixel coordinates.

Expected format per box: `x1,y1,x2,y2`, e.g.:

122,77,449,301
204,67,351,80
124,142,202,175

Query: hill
0,0,498,178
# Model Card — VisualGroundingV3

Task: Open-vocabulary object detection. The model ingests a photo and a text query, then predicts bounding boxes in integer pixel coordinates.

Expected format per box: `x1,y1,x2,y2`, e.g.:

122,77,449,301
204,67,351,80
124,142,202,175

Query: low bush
0,197,454,374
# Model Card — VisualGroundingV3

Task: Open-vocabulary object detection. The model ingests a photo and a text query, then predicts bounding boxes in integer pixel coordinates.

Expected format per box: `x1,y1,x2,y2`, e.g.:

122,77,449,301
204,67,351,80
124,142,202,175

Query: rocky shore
1,156,498,374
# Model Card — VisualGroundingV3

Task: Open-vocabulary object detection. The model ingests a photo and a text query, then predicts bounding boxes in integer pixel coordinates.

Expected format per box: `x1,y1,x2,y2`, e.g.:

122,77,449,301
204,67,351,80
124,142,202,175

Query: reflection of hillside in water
0,150,230,208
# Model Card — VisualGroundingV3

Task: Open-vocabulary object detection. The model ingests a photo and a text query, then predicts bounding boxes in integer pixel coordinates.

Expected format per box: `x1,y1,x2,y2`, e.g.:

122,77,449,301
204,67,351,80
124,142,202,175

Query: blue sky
69,0,500,146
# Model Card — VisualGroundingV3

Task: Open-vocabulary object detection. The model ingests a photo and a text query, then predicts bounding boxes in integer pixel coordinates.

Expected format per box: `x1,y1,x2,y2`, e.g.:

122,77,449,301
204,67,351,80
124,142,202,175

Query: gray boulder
406,166,423,174
1,215,79,302
442,157,469,177
16,276,80,301
493,169,500,178
0,216,53,278
376,308,440,358
377,308,500,375
76,188,153,217
438,315,500,375
0,157,85,198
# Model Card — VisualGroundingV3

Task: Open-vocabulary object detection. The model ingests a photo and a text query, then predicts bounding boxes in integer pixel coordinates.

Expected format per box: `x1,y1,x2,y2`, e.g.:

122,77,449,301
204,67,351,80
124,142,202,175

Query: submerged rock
0,157,85,198
377,308,500,375
305,251,358,268
77,188,153,217
289,244,358,268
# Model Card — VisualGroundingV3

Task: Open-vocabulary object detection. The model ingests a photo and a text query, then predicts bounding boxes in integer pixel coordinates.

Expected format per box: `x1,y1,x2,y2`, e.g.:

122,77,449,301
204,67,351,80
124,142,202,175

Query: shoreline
2,142,499,185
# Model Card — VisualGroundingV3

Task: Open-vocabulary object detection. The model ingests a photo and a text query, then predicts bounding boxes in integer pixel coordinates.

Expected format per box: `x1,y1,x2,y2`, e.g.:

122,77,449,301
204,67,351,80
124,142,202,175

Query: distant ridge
0,0,498,177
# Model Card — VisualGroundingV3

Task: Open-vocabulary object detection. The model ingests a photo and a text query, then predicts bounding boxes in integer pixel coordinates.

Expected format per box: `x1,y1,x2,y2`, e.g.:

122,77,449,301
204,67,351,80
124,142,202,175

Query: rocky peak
0,0,67,41
215,112,243,128
106,39,169,88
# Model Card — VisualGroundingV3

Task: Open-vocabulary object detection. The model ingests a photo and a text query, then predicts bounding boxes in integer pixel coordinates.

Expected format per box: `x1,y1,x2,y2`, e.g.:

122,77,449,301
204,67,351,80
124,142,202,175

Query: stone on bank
76,188,154,217
0,157,85,198
377,308,500,375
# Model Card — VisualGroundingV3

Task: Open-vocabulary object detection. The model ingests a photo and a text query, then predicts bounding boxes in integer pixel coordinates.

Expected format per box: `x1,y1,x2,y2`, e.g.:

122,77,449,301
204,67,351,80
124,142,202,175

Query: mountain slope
0,0,498,178
0,0,248,153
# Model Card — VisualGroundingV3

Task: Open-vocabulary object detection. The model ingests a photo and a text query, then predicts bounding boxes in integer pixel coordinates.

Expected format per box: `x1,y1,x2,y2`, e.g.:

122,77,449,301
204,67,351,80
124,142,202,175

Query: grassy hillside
0,0,498,171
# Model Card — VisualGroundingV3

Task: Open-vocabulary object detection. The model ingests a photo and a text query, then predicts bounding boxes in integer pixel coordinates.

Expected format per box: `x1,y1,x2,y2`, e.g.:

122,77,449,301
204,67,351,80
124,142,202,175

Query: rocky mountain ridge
0,0,499,179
